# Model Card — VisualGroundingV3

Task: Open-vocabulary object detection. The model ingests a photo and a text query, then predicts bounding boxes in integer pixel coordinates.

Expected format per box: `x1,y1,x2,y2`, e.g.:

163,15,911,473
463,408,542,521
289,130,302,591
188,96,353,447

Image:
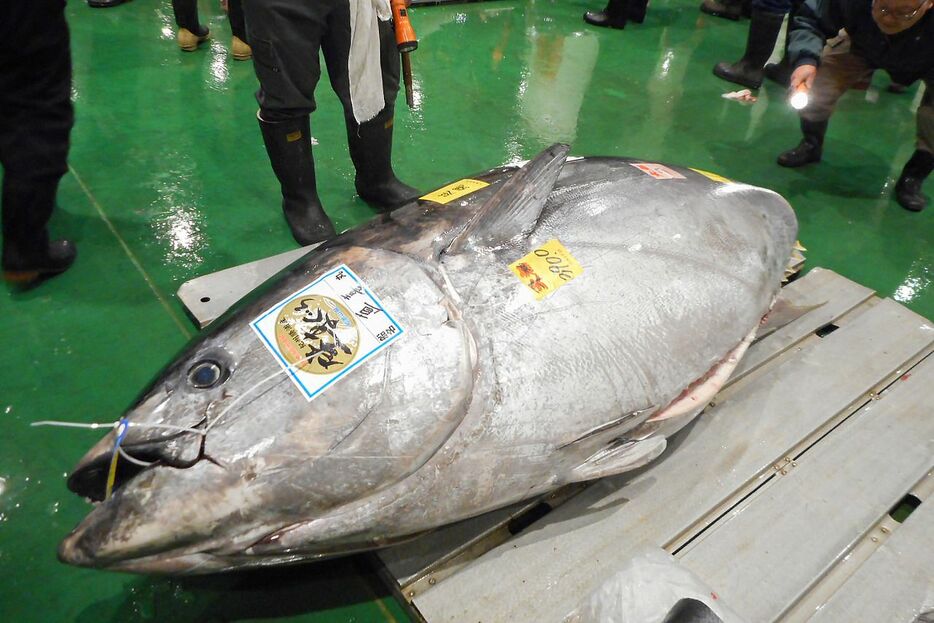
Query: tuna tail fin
445,143,570,255
567,436,668,483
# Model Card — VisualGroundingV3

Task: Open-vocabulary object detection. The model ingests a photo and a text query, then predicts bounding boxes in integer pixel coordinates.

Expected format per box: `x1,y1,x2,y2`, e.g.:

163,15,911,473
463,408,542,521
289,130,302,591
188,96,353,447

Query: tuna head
59,247,476,573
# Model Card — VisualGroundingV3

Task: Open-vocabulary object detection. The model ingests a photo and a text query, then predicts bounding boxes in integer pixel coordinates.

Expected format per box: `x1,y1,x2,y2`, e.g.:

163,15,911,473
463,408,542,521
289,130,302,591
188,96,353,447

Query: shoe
628,0,648,23
700,0,743,20
584,0,629,28
777,119,827,168
347,109,420,212
87,0,127,7
231,36,252,60
712,10,784,89
763,59,792,87
258,114,337,245
3,239,76,285
894,150,933,212
178,26,210,52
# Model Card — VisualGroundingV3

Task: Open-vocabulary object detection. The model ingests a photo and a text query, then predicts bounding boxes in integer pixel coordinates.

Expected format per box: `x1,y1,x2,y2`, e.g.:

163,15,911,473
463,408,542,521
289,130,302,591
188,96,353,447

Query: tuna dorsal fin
445,143,570,255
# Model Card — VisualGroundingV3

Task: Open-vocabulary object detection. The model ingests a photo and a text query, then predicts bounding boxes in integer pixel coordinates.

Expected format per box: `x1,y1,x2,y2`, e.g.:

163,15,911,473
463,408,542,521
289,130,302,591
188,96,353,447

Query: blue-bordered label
251,265,404,401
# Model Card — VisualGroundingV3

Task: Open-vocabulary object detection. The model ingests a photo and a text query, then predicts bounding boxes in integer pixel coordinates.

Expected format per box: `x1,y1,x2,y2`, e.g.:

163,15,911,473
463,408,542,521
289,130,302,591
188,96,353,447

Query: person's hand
790,65,817,92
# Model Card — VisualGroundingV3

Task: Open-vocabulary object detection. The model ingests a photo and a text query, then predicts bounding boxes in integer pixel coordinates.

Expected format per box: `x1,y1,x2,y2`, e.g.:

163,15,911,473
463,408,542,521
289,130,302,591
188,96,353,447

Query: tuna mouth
67,429,209,502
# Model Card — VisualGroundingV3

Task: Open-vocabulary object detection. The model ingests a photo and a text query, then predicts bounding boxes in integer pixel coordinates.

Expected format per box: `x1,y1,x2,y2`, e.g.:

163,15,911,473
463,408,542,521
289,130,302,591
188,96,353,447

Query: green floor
1,1,931,621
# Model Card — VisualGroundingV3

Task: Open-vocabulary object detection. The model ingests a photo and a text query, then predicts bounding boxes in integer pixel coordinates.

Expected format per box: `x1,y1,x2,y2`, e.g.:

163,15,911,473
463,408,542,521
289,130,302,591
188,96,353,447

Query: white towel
348,0,392,124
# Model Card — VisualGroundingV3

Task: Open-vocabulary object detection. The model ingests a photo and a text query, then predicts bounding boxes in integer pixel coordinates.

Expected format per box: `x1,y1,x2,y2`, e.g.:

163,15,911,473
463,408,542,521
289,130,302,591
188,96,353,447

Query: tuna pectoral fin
445,143,570,255
568,437,667,483
756,297,826,341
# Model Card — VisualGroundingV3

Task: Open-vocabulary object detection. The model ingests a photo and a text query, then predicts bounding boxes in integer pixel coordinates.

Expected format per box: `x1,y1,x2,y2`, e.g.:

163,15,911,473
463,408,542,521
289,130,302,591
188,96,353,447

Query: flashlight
789,82,810,110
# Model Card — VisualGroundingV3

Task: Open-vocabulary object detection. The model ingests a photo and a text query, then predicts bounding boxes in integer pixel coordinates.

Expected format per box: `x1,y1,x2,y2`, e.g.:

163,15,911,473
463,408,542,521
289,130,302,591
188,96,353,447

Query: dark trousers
242,0,400,125
0,0,74,250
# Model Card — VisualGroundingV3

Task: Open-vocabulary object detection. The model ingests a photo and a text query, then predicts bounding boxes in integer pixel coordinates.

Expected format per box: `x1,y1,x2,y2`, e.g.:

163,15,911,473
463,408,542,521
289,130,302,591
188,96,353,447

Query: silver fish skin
58,145,797,574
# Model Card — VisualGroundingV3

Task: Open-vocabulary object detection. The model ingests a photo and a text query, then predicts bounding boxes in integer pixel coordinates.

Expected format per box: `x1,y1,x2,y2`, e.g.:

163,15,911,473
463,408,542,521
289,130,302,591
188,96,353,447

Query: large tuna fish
58,145,797,573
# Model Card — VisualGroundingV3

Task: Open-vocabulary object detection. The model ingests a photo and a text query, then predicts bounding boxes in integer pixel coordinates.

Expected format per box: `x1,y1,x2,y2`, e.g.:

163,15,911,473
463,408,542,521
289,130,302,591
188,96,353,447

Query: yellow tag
509,239,583,300
420,179,489,204
689,168,733,184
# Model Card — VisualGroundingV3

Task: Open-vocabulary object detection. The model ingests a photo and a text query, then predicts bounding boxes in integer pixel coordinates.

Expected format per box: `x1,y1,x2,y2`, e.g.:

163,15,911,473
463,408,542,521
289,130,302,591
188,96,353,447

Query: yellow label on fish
420,179,489,204
509,239,583,300
689,168,733,184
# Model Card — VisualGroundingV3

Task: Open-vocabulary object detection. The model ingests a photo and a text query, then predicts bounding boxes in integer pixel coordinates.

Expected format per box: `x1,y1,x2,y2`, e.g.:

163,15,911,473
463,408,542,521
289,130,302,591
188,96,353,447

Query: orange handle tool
390,0,417,107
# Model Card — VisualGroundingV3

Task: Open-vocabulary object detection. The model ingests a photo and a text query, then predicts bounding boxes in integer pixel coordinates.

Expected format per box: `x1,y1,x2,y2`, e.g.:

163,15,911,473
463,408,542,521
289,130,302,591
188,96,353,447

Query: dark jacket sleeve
787,0,844,68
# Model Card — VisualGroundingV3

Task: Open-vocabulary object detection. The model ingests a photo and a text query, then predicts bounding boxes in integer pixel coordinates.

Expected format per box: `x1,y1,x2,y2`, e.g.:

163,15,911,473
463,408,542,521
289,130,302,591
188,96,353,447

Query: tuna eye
188,361,225,389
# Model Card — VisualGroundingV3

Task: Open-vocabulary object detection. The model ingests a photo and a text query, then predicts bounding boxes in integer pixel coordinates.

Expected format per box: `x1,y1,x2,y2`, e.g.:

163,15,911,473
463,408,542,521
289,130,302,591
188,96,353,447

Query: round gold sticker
274,295,360,375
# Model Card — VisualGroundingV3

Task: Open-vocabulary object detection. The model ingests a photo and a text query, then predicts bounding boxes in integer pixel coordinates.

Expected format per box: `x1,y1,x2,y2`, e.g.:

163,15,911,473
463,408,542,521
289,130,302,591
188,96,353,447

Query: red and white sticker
630,162,685,180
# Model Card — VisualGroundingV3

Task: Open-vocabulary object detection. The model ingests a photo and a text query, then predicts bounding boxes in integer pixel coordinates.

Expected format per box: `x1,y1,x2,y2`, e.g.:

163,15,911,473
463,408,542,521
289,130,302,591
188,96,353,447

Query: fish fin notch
567,436,667,483
445,143,570,255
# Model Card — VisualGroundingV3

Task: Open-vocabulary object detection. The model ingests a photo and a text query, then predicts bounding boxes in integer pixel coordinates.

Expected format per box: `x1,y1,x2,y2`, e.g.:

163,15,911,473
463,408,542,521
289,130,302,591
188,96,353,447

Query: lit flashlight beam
790,90,809,110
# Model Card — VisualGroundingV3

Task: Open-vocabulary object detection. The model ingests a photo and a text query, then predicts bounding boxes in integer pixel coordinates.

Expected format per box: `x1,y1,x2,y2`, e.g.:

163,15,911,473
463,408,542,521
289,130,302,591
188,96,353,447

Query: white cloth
348,0,392,124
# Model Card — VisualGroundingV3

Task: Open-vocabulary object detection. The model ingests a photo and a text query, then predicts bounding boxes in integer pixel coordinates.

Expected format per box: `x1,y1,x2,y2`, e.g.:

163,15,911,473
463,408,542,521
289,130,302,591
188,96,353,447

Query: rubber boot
346,108,420,212
258,114,337,245
700,0,743,21
763,24,793,87
227,0,251,60
894,149,933,212
584,0,629,29
87,0,126,7
172,0,210,51
2,180,76,285
713,10,785,89
628,0,649,24
777,119,827,167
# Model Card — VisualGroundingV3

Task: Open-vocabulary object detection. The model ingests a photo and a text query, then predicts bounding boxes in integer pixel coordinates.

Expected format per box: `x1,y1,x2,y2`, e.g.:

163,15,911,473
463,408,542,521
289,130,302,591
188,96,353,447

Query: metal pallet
177,266,933,622
373,268,934,623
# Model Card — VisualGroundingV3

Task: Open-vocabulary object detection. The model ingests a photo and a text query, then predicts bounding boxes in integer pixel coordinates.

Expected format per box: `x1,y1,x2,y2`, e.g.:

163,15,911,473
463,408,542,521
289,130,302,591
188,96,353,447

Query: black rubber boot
894,149,934,212
777,119,827,167
628,0,649,24
2,180,76,285
763,57,793,87
258,114,337,246
87,0,126,7
700,0,743,20
713,10,785,89
584,0,629,29
346,108,420,212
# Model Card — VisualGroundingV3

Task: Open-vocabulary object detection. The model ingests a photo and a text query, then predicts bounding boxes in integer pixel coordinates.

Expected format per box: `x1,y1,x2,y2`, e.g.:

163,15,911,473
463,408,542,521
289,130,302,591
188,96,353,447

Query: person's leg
322,8,419,211
764,0,805,87
894,79,934,212
228,0,252,60
777,37,872,167
244,0,336,245
700,0,745,21
172,0,210,52
0,1,76,283
583,0,629,29
712,6,785,89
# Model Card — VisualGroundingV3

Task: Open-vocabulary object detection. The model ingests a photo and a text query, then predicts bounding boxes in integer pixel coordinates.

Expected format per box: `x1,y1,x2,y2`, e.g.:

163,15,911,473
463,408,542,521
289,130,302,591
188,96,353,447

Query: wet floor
1,0,931,621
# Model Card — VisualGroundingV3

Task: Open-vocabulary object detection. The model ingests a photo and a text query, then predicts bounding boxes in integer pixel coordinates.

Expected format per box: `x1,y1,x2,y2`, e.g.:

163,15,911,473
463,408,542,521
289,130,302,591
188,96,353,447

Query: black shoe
714,61,764,89
763,60,792,87
584,9,627,28
628,0,648,23
894,150,933,212
700,0,742,20
778,119,827,167
3,239,76,285
895,176,927,211
712,10,784,89
777,140,822,167
347,109,420,212
88,0,127,7
258,115,336,246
